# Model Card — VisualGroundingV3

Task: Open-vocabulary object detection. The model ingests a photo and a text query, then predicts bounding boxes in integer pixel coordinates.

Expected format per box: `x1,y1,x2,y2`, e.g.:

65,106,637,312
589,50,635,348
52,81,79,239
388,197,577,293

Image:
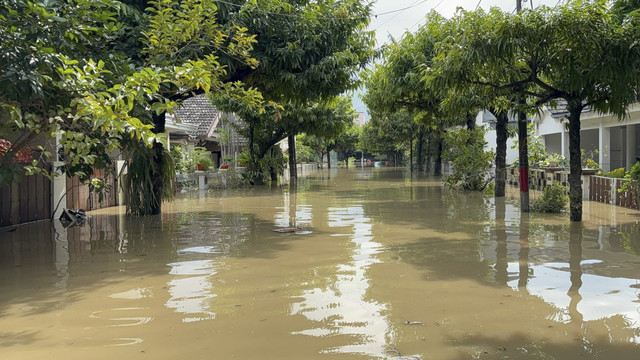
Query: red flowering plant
0,138,37,185
0,139,33,163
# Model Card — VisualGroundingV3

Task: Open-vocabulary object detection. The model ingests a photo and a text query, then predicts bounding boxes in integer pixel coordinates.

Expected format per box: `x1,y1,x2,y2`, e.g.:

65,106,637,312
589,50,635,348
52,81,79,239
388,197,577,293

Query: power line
372,0,432,32
407,0,445,32
213,0,433,21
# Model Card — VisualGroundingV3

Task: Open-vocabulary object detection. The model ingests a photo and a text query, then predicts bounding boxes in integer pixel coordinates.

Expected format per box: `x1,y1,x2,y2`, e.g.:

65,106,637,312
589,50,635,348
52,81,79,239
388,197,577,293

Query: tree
432,2,640,221
215,0,375,184
429,8,530,200
363,12,465,176
0,0,157,185
333,123,361,167
359,110,416,165
1,0,263,215
506,2,640,221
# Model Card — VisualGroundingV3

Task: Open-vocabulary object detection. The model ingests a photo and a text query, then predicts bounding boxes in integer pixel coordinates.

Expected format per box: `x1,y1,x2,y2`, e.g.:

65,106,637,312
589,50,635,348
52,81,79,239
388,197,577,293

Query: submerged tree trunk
425,131,432,174
567,103,584,222
269,148,278,183
327,146,331,169
416,129,425,172
150,112,166,215
288,134,297,186
494,110,509,197
434,131,443,176
517,98,529,212
409,137,413,173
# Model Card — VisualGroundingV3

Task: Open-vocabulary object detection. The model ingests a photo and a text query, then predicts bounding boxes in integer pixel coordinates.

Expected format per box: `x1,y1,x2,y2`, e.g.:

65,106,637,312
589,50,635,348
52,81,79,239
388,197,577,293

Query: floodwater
2,168,640,360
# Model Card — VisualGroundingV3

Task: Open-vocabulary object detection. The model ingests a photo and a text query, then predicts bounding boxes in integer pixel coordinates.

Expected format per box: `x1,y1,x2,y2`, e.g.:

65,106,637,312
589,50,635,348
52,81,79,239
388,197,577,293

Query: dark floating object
404,321,423,325
59,208,90,228
272,227,304,233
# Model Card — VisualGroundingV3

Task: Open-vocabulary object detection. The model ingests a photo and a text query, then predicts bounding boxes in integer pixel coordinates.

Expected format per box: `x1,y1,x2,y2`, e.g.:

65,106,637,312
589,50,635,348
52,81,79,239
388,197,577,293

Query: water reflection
5,168,640,358
291,206,392,358
487,203,640,345
165,259,217,322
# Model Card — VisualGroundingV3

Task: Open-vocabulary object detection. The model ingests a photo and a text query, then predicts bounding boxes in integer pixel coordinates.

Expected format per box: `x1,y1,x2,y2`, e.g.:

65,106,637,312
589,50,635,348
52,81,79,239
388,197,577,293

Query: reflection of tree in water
174,211,255,257
608,224,640,256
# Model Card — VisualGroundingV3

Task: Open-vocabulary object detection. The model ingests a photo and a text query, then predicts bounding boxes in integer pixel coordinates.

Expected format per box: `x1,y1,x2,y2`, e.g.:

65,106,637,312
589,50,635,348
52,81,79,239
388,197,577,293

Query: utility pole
516,0,530,212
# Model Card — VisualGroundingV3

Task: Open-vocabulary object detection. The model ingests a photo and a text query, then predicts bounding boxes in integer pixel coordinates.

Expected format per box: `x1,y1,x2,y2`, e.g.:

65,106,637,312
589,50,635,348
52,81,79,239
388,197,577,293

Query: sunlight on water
290,206,393,358
165,260,217,322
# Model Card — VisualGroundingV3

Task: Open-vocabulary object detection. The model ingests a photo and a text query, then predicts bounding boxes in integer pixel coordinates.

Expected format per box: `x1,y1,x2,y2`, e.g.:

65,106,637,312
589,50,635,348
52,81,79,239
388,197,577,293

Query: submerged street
2,168,640,359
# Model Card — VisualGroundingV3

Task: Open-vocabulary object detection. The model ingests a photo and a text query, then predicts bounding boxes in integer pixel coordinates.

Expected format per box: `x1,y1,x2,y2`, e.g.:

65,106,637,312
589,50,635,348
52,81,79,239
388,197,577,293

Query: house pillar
599,124,611,172
561,125,569,159
627,124,637,169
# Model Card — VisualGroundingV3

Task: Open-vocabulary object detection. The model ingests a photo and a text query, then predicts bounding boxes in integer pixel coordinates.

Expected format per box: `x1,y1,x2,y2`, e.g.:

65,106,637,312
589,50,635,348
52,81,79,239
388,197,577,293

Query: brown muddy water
3,168,640,360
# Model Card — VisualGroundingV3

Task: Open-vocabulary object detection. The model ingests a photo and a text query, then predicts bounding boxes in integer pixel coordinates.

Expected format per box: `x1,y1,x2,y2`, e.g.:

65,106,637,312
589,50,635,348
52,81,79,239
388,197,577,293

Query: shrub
619,162,640,201
606,167,626,178
531,184,568,213
443,127,494,191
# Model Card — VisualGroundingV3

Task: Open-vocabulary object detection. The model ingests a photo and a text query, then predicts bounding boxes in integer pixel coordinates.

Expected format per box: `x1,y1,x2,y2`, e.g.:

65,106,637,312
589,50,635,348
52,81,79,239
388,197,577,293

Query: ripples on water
2,168,640,359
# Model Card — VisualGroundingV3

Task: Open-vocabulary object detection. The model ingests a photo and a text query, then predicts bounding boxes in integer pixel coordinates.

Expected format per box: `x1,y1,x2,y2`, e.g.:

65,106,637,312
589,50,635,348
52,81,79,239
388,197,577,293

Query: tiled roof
547,100,592,119
172,95,219,138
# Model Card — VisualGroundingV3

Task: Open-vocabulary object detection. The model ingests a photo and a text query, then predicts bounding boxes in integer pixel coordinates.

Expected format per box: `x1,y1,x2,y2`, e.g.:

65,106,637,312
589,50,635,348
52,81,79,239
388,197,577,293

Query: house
478,101,640,173
165,95,246,167
535,101,640,172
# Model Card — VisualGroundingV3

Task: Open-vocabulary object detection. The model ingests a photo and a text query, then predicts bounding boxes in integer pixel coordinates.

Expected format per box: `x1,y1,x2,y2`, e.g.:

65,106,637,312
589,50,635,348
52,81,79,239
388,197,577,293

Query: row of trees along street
0,0,374,215
3,0,640,223
363,0,640,222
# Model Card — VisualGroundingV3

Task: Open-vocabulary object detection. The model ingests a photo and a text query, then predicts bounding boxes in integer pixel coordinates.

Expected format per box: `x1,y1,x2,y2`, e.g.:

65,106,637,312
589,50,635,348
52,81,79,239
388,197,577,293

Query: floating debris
59,208,90,228
272,227,305,233
404,321,423,326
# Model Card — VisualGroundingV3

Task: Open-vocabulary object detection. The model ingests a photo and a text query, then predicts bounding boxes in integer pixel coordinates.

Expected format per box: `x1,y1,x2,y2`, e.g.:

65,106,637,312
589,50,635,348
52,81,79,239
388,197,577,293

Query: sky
352,0,560,117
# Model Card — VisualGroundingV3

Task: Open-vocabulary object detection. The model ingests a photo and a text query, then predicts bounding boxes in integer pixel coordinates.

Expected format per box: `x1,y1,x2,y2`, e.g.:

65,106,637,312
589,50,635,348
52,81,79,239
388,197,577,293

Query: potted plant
193,147,213,171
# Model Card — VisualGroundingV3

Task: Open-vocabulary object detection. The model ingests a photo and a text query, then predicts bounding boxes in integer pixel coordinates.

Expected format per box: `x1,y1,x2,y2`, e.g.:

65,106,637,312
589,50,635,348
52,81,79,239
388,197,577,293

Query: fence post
196,170,206,190
581,174,591,201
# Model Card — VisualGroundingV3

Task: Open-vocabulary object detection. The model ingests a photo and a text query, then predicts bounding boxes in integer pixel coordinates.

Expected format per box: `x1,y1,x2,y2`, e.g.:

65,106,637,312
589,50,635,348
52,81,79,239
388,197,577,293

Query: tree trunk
326,146,331,169
494,110,509,197
409,138,413,173
425,131,432,174
568,222,583,321
416,129,425,172
434,132,443,176
150,112,166,215
517,100,529,212
288,134,297,185
466,112,476,130
567,104,583,222
269,148,278,183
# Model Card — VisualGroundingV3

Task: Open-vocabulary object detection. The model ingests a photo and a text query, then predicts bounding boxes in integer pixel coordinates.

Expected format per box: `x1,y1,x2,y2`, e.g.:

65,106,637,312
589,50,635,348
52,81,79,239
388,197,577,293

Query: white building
479,103,640,173
535,102,640,172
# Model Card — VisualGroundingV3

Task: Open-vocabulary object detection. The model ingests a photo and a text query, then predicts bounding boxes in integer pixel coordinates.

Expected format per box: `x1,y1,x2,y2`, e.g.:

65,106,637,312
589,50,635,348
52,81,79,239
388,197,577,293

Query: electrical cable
213,0,432,21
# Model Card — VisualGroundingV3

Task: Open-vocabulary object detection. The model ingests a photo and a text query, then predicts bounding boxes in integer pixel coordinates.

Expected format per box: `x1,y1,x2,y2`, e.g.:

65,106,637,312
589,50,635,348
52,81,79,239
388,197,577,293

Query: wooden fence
65,167,117,211
590,176,639,210
0,170,51,228
0,166,118,228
